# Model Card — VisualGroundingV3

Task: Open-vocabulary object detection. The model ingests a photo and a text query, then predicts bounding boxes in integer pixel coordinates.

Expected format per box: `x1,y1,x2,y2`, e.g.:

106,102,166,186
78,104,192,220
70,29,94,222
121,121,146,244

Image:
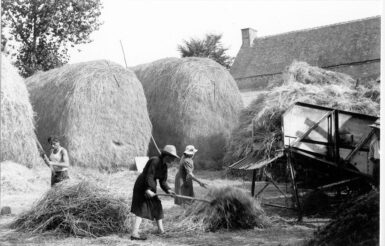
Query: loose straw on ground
11,181,130,237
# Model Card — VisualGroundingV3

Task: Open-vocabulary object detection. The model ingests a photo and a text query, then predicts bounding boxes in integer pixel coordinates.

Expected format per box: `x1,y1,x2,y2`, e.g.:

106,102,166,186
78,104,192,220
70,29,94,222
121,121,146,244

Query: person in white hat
174,145,207,205
369,119,380,186
130,145,179,240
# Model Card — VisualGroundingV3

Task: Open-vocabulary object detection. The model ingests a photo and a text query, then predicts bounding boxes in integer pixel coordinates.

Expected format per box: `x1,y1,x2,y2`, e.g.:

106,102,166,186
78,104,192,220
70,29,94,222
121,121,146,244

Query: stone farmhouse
230,16,381,93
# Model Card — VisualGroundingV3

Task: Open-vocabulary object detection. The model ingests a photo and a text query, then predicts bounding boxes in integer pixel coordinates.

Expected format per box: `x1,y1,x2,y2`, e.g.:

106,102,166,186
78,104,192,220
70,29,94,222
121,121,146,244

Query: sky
68,0,382,67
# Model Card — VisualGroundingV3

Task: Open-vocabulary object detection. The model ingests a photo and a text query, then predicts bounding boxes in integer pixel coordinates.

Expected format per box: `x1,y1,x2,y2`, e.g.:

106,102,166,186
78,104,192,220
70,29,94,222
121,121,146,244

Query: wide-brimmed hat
184,145,198,155
369,119,380,129
162,145,179,159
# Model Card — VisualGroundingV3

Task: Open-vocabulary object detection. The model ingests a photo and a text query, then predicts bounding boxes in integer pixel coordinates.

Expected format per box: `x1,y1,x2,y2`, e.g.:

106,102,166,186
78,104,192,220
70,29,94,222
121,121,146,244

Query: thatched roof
225,61,380,165
1,54,41,167
26,60,152,170
134,57,243,168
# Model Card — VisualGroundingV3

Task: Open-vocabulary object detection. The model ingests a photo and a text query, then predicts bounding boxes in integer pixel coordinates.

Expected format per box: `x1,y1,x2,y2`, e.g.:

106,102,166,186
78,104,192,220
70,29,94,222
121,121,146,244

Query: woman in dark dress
130,145,179,240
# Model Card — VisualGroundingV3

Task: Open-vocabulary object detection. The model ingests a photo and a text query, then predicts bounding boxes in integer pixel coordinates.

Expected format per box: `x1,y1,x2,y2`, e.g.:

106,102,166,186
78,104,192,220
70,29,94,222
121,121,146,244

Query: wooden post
327,114,333,159
251,169,257,196
334,111,342,197
334,111,340,165
251,118,256,196
120,40,128,69
287,151,302,221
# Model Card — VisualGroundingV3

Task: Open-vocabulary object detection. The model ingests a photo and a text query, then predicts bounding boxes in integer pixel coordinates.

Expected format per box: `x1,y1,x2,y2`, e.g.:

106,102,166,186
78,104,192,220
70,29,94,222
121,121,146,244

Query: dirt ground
0,165,328,246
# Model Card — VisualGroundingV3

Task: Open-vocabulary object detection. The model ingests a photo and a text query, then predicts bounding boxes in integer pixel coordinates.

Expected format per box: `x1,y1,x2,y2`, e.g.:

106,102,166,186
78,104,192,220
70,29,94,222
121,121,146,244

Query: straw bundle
307,190,379,246
11,181,130,237
170,186,269,232
0,54,41,167
26,60,152,170
224,61,380,165
134,57,243,168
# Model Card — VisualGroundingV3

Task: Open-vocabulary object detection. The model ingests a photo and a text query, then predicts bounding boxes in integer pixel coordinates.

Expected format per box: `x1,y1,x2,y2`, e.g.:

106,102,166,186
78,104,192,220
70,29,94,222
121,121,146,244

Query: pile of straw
170,186,269,232
11,181,130,237
307,190,379,246
134,57,243,168
26,60,152,170
224,61,380,165
0,54,41,167
0,161,41,192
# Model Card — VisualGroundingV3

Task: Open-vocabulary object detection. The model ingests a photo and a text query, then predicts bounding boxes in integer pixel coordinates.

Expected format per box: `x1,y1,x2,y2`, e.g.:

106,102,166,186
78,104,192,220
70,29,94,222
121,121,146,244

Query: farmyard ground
0,165,328,246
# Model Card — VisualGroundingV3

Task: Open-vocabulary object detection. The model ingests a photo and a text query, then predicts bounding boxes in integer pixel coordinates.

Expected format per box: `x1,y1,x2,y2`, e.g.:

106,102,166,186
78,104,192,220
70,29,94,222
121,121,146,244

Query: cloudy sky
68,0,382,67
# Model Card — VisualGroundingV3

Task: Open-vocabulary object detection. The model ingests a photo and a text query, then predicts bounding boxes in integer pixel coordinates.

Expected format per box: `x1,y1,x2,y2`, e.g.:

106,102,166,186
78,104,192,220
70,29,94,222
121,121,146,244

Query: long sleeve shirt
179,156,194,183
142,156,171,193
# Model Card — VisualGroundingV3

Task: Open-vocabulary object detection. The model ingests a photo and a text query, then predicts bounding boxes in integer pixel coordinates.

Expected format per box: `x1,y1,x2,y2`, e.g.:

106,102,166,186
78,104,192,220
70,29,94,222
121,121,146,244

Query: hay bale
170,186,269,232
224,61,380,165
0,54,41,167
11,181,130,237
134,57,243,168
307,190,379,246
26,60,152,170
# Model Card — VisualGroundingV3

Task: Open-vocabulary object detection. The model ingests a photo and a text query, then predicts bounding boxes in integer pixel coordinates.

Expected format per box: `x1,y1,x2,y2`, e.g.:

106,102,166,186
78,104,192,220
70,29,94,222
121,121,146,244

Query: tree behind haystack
134,57,243,169
26,60,152,170
1,54,41,167
224,61,380,166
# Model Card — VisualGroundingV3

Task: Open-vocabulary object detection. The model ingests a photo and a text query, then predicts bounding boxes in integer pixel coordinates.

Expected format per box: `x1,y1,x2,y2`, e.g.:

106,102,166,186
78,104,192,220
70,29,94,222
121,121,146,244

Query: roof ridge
255,15,380,41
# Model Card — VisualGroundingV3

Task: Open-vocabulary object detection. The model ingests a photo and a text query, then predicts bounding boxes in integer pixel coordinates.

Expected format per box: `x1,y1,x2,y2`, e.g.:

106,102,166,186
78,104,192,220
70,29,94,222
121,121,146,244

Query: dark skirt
131,173,164,220
174,171,194,205
51,170,69,187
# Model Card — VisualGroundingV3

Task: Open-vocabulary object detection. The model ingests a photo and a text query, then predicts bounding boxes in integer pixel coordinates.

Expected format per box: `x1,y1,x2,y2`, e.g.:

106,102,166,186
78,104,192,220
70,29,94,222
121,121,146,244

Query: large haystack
134,57,243,168
224,61,380,165
1,54,41,167
26,60,152,170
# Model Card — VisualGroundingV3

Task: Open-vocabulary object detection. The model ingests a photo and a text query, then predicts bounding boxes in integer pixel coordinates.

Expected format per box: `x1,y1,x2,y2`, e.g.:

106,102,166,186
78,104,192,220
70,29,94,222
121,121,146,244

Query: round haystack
1,54,41,167
26,60,152,170
224,61,380,165
134,57,243,168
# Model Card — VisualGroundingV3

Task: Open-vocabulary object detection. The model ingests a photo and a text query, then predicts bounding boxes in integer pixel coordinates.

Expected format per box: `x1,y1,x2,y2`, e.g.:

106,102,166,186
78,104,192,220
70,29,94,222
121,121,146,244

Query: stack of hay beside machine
225,61,379,167
26,60,152,170
134,57,243,168
1,54,41,167
226,61,380,219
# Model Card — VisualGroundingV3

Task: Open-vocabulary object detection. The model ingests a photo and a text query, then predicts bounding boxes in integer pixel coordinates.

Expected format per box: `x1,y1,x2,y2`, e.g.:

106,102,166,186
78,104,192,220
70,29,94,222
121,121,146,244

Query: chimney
241,28,257,47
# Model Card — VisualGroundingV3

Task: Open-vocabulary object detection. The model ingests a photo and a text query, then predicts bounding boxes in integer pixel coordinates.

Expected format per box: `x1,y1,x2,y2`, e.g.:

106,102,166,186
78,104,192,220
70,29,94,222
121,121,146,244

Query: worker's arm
48,149,70,168
184,159,207,188
187,173,207,188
